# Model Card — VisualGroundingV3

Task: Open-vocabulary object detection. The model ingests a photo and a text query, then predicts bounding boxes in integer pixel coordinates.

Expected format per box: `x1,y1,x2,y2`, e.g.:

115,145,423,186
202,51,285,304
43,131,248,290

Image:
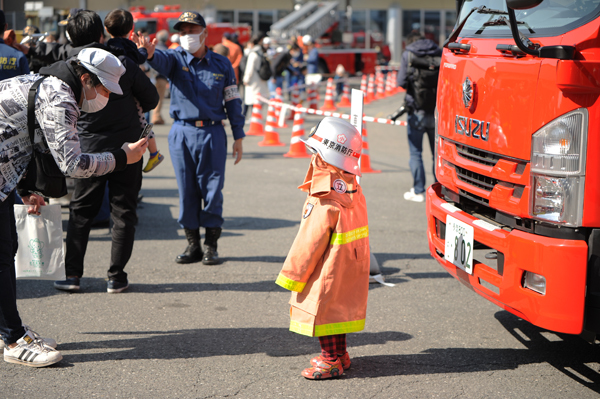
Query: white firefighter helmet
301,117,363,176
302,34,313,45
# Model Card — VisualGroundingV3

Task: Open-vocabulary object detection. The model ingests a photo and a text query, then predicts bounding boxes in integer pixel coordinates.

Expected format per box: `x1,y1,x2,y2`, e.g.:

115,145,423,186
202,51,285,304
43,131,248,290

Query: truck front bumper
427,183,588,334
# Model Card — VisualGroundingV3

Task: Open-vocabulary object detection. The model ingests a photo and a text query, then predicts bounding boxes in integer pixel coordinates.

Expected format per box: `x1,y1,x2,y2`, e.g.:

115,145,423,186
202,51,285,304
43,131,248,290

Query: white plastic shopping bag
13,204,66,280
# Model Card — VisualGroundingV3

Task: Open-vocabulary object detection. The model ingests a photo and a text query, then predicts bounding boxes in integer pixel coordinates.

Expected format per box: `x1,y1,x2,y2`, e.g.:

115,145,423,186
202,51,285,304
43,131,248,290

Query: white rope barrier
257,95,407,127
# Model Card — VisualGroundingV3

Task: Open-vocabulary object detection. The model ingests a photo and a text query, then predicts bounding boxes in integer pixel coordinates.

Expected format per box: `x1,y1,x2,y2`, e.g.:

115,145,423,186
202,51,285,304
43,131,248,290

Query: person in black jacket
27,10,159,293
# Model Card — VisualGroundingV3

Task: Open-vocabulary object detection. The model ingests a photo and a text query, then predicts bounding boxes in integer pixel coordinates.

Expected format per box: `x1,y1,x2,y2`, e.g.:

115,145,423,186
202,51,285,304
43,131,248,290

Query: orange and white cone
365,74,376,103
360,74,368,92
284,111,311,158
337,81,351,108
320,78,337,111
274,87,289,128
385,72,395,97
288,84,301,121
258,104,285,147
360,121,381,174
375,71,386,99
246,101,265,136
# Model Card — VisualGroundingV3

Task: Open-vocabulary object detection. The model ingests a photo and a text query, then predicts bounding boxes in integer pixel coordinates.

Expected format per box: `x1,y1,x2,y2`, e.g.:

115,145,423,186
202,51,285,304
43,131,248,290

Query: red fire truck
427,0,600,340
269,2,389,75
129,5,251,48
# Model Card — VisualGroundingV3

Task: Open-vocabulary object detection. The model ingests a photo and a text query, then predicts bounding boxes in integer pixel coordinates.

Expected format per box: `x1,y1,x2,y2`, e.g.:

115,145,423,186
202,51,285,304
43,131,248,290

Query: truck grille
456,144,499,167
455,166,498,192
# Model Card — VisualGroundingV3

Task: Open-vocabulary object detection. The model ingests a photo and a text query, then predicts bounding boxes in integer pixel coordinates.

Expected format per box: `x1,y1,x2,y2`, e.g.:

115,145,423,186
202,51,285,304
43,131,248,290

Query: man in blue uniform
0,11,29,80
138,11,244,265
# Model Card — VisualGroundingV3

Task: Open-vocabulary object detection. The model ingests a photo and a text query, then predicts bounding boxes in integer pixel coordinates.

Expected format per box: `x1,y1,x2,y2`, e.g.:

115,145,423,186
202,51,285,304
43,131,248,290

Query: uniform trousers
65,161,143,282
169,121,227,230
0,192,26,345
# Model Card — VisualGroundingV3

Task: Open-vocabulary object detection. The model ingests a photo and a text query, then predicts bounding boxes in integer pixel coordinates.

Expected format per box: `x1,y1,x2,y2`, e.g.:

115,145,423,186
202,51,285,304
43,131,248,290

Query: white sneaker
404,188,425,203
4,331,62,368
0,325,57,350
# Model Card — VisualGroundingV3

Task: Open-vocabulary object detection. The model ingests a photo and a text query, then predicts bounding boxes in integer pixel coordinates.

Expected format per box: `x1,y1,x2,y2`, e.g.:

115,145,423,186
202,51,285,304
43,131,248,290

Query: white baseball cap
77,48,126,95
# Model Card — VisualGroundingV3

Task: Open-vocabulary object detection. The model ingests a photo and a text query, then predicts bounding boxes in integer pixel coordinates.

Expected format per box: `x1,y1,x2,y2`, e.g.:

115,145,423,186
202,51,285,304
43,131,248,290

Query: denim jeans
407,110,436,195
0,192,26,345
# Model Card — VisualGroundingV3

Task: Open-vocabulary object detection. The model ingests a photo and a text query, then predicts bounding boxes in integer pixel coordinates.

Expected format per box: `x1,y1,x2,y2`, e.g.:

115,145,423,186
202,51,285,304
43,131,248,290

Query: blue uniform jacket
0,39,29,81
149,47,245,140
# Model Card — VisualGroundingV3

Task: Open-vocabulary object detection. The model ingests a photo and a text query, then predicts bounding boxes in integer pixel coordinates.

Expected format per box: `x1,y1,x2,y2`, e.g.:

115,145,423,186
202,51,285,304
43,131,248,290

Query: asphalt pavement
2,93,600,398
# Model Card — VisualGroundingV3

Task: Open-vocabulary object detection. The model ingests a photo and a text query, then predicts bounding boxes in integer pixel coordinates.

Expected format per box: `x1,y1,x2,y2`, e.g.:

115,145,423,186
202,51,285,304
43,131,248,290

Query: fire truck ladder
269,1,339,42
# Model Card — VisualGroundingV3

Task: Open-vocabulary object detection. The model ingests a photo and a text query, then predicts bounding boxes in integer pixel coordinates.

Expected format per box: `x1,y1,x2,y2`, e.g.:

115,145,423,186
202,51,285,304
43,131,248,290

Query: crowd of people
0,7,439,378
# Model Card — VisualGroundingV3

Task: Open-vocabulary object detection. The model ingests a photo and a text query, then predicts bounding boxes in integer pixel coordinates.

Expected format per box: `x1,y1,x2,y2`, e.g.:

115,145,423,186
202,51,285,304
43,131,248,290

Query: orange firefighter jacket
276,156,370,337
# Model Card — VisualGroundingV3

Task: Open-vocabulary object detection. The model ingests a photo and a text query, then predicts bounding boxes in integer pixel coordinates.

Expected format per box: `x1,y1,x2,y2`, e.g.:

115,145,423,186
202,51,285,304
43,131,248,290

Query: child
275,117,370,379
104,9,164,173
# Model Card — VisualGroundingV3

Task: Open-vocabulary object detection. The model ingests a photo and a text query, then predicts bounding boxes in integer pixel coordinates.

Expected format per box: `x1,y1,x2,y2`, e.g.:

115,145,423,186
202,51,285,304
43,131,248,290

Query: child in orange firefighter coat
276,117,369,380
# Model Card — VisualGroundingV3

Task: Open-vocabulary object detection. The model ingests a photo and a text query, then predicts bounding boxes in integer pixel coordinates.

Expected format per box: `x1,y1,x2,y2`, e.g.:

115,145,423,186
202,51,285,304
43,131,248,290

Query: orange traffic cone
284,111,311,158
360,121,381,174
365,74,376,103
288,84,300,121
337,81,351,107
246,102,265,136
274,87,288,128
393,70,405,93
320,78,337,111
385,72,395,97
375,71,386,99
258,104,286,147
360,74,368,92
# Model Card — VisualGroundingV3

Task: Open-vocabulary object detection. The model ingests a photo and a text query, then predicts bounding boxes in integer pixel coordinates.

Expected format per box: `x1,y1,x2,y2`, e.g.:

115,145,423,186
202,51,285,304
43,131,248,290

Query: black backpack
256,50,272,81
407,52,441,113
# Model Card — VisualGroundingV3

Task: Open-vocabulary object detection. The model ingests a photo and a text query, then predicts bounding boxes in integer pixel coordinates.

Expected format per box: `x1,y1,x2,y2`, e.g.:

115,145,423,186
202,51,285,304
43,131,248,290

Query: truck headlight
530,109,587,226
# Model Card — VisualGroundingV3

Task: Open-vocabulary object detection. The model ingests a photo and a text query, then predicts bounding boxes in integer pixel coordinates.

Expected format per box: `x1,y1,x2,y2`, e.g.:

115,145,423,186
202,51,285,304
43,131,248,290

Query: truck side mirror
506,0,543,10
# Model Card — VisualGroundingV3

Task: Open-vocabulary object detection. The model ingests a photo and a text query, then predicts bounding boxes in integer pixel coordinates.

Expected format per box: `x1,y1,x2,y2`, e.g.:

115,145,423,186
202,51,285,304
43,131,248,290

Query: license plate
445,215,474,274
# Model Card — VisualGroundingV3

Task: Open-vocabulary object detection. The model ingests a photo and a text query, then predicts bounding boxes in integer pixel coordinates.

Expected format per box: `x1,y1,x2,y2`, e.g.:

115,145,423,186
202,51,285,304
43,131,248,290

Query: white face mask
180,32,204,54
81,86,109,113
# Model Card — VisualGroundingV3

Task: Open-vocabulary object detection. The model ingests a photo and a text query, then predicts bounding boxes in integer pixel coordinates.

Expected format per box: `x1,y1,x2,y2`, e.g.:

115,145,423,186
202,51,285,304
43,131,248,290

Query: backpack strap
27,76,48,157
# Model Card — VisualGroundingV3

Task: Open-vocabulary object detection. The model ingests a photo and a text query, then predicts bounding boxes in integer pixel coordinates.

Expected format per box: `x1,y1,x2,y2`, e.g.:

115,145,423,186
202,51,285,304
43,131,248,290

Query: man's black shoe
176,245,203,264
176,228,203,264
202,246,219,265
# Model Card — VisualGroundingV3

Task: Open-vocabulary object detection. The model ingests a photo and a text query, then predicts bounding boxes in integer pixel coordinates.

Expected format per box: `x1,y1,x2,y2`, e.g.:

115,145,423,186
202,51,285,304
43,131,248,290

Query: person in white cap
21,10,160,295
0,47,148,368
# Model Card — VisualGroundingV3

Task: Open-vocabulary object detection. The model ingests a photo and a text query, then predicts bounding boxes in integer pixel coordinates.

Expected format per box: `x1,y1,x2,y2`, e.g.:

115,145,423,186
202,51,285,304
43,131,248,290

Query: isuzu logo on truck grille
462,76,473,108
455,116,490,141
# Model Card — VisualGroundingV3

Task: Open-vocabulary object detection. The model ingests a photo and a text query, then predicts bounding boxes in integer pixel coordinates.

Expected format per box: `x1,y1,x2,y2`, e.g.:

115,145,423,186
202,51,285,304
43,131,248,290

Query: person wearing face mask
136,11,244,266
28,10,159,294
0,48,148,367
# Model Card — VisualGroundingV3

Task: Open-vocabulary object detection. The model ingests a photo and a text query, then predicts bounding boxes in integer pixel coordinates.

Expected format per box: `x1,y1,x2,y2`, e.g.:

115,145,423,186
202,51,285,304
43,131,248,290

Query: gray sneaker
3,331,62,368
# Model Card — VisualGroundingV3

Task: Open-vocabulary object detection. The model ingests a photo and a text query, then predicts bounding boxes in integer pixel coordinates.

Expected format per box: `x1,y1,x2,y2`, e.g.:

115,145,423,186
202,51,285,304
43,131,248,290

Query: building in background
7,1,456,63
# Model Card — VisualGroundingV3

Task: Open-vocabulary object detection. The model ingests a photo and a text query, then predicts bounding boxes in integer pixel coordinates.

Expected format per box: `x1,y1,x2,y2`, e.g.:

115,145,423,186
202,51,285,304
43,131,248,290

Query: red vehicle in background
270,2,389,75
129,5,251,48
428,0,600,341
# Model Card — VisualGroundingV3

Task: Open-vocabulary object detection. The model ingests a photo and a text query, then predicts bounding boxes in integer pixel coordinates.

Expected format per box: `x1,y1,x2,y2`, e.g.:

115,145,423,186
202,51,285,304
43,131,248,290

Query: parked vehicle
427,0,600,341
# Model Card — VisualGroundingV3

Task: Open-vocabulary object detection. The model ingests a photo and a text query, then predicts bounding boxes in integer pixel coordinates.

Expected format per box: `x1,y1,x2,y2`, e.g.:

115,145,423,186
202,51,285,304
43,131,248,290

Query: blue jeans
0,192,26,345
407,111,436,195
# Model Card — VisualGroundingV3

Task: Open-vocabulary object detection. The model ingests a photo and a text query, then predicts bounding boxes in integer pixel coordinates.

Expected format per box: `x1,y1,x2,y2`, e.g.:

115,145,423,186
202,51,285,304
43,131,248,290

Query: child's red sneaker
302,357,343,379
310,352,351,370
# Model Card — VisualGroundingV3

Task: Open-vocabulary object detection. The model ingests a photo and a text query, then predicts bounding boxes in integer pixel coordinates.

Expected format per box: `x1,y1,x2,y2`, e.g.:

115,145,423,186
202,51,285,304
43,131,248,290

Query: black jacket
397,39,442,111
37,42,159,153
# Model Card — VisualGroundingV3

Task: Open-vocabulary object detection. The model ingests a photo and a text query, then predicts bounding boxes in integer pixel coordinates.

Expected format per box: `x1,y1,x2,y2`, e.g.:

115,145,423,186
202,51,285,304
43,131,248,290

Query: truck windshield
458,0,600,38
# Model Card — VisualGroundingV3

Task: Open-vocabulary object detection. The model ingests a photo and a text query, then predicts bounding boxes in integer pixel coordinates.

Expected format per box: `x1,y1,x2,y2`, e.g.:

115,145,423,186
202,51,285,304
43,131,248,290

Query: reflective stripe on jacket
276,155,370,337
